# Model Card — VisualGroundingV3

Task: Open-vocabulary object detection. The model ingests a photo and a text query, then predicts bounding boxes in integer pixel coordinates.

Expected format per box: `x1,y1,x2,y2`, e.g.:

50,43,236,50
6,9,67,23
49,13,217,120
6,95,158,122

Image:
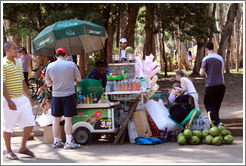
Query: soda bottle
78,92,83,104
93,92,98,103
83,95,86,104
106,81,110,92
113,81,117,91
101,94,105,103
86,95,90,104
128,79,132,91
86,110,104,125
90,93,93,103
132,79,136,91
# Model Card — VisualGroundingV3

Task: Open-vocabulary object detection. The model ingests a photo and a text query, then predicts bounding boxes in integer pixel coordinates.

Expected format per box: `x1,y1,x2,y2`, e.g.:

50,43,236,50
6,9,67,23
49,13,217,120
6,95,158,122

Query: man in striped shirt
3,41,36,160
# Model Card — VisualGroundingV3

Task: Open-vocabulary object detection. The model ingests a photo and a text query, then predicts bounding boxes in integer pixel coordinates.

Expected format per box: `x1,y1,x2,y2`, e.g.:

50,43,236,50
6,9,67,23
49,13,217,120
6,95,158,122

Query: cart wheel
73,127,91,145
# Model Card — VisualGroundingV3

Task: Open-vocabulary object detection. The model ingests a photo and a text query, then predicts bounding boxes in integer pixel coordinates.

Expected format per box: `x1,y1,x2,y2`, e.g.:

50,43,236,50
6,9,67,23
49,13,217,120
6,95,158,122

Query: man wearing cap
45,47,82,149
119,38,128,62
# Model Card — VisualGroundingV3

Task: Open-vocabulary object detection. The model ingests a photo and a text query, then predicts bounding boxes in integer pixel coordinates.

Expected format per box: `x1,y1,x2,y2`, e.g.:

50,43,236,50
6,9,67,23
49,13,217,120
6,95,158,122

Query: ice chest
132,109,152,137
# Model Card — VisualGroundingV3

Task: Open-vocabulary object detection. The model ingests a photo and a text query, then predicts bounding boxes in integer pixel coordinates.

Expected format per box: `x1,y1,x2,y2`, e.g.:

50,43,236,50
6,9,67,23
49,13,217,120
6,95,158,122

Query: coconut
178,135,186,145
202,129,210,138
190,136,200,145
224,135,234,144
218,126,226,133
193,130,203,139
221,130,231,137
177,133,185,139
125,46,134,53
210,126,220,137
205,135,214,145
213,136,222,146
184,129,192,139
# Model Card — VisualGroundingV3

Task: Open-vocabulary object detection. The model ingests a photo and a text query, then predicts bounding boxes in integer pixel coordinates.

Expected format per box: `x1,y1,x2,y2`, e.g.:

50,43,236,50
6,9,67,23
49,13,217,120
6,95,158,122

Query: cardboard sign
133,109,152,137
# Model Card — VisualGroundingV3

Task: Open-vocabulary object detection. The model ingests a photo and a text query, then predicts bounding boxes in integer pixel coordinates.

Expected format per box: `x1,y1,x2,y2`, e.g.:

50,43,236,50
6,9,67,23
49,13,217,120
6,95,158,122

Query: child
168,83,182,106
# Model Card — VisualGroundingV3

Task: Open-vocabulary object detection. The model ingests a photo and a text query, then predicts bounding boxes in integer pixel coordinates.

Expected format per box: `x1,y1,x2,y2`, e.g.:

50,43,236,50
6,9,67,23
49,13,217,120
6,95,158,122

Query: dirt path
157,72,243,119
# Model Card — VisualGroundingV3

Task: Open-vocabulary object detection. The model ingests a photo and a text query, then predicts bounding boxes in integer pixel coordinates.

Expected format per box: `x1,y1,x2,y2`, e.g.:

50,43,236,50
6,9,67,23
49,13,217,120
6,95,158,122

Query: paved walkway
2,136,244,164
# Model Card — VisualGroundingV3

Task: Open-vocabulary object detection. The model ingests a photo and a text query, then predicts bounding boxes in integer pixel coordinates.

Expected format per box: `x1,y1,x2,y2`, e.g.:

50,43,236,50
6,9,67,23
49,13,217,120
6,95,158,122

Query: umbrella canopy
33,19,108,56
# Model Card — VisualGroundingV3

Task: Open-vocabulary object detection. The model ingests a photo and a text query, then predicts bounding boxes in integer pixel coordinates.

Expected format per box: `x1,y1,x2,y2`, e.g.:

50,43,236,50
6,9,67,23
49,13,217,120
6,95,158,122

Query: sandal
18,148,35,157
5,152,19,160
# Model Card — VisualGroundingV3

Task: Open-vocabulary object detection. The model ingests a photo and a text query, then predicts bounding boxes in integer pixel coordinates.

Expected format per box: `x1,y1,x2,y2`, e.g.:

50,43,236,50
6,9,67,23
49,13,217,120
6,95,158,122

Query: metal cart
72,101,120,145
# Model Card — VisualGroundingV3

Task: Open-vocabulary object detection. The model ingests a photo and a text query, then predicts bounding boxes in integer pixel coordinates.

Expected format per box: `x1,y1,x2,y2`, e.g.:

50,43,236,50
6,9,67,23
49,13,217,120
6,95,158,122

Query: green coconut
190,136,200,145
125,46,134,53
218,126,226,133
221,130,231,137
210,126,220,137
193,130,203,139
213,136,222,146
184,129,193,139
224,135,234,144
205,135,214,145
178,135,186,145
202,129,210,138
177,133,185,139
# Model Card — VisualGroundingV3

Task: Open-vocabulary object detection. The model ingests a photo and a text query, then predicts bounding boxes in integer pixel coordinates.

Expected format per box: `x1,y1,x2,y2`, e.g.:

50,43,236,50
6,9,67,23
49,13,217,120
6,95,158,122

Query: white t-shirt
120,49,126,59
180,77,197,95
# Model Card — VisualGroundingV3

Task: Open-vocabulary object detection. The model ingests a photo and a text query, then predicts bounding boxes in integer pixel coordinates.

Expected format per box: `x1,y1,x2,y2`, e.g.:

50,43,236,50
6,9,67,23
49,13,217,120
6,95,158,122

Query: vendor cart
72,102,120,145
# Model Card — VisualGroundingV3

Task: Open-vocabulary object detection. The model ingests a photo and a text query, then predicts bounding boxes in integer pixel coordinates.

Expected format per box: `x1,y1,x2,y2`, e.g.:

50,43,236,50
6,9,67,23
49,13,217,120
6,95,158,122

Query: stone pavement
2,136,244,164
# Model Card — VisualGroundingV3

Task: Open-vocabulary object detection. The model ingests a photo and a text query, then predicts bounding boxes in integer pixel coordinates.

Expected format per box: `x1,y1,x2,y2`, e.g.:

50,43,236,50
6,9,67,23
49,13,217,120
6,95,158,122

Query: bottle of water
199,117,204,132
113,80,117,91
192,118,198,130
106,81,110,92
203,116,210,130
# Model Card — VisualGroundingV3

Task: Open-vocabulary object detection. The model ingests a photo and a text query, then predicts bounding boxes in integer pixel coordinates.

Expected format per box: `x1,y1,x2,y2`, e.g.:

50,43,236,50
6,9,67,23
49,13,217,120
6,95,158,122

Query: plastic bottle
90,93,93,103
83,95,86,104
132,79,136,91
78,92,83,104
128,79,133,91
106,81,110,92
101,94,105,103
93,92,97,103
86,95,90,104
113,80,117,91
199,117,204,132
203,116,210,130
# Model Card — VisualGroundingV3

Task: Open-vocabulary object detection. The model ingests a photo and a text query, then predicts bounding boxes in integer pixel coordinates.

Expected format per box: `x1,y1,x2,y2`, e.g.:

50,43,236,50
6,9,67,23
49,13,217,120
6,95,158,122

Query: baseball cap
120,38,127,43
56,47,67,54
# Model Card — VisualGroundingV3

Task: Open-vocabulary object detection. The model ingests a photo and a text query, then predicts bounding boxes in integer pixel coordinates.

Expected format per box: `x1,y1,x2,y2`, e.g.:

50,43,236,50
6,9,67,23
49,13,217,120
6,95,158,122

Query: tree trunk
230,23,236,68
225,34,231,73
209,3,217,41
124,4,139,48
218,3,238,59
143,4,154,59
120,11,127,38
107,23,115,63
27,35,32,55
212,33,219,53
158,31,164,71
102,4,111,61
162,32,168,77
239,11,243,68
219,3,225,43
181,43,192,71
152,33,156,58
236,5,242,71
193,39,205,74
116,14,120,48
78,50,85,79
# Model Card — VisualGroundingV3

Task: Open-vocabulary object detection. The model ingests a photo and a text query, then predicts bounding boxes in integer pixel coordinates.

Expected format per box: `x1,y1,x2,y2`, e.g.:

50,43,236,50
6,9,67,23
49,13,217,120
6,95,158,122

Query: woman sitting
175,70,199,109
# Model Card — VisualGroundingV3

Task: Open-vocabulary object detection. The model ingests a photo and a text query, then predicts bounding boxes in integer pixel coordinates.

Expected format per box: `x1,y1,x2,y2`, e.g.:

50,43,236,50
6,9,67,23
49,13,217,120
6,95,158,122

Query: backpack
169,102,193,124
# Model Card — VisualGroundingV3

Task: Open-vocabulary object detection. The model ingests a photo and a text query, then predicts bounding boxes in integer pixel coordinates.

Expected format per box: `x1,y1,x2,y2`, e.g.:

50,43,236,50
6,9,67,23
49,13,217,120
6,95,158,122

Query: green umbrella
33,19,108,56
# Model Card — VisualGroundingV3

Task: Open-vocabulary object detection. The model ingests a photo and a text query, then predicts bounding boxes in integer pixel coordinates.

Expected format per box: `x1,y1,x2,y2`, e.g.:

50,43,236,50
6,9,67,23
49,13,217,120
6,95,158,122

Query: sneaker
64,141,81,149
53,141,64,148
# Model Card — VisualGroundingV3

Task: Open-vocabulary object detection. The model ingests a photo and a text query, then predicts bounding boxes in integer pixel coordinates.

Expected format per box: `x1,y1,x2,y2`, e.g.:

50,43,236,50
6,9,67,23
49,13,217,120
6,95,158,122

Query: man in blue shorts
200,42,226,126
45,47,82,149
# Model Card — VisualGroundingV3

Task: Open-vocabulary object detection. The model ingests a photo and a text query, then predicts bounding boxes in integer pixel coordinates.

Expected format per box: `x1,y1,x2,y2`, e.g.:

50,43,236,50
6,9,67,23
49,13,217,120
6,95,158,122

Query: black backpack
169,102,193,124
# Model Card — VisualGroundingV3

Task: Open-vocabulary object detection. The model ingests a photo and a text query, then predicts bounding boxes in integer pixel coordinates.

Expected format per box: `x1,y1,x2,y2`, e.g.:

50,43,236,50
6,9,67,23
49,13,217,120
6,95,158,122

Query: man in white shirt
119,38,128,62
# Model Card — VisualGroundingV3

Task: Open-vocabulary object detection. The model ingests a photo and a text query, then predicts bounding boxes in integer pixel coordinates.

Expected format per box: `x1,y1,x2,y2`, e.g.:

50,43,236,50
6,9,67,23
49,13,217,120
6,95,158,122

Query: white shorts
3,95,36,133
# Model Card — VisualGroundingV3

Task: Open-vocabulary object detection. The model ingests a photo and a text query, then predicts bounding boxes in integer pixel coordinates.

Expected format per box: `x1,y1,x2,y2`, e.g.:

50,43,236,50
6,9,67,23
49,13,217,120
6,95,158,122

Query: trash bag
135,137,166,145
145,99,181,132
169,102,193,124
36,109,53,127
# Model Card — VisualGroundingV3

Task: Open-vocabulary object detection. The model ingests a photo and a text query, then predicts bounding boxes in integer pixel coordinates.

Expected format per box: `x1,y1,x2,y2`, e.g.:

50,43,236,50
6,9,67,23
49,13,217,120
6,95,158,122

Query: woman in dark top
86,59,109,88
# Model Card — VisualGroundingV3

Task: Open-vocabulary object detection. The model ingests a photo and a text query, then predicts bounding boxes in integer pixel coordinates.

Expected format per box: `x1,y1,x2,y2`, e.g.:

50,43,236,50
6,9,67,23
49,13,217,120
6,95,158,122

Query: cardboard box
133,109,152,137
43,125,66,143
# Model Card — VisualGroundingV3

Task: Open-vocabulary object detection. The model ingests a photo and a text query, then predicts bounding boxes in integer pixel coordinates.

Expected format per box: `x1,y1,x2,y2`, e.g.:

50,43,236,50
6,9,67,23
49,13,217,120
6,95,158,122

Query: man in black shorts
45,47,82,149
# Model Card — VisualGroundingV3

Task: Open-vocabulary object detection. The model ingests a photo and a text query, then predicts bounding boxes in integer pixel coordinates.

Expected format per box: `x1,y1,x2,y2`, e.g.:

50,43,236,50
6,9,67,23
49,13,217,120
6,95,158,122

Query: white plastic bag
145,99,181,132
36,109,54,127
128,118,138,143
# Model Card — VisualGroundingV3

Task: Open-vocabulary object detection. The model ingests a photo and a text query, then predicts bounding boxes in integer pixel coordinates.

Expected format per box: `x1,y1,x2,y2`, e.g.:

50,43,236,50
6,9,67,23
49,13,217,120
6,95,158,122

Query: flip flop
18,148,35,157
6,152,19,160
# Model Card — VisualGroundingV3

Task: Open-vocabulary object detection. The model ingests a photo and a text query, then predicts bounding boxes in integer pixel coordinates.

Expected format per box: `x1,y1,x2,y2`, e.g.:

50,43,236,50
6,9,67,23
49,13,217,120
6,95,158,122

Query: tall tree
218,3,238,59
